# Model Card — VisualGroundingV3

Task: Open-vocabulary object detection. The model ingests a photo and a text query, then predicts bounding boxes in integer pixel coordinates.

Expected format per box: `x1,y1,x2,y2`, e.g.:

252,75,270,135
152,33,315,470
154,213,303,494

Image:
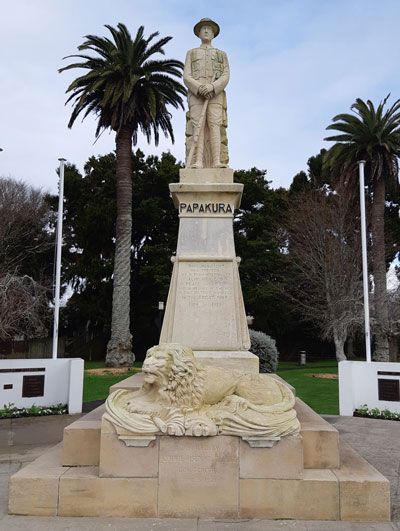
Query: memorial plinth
9,384,391,521
160,168,258,372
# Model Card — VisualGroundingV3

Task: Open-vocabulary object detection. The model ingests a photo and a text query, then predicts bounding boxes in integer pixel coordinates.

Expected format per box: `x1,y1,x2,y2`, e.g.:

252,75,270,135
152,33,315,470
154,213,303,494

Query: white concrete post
68,358,84,414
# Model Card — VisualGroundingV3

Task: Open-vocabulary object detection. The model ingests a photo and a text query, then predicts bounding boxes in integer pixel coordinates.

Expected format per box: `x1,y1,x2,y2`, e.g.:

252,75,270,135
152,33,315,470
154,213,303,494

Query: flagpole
358,160,372,363
52,158,66,359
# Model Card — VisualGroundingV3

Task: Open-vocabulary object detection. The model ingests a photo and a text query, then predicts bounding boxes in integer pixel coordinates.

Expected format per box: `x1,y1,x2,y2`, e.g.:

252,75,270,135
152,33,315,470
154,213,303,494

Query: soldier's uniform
183,43,230,168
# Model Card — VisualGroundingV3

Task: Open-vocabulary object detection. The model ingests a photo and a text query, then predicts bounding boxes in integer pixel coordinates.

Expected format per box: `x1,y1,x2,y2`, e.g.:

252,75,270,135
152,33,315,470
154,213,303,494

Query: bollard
299,350,306,366
246,315,254,327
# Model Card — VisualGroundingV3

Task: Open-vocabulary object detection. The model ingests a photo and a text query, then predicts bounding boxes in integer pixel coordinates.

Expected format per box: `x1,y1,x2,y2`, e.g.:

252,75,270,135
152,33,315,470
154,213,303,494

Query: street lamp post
358,160,372,363
52,158,66,359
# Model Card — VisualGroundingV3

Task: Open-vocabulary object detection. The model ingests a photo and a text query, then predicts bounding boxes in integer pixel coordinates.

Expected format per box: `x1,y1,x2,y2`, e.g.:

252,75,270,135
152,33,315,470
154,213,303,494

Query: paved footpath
0,416,399,530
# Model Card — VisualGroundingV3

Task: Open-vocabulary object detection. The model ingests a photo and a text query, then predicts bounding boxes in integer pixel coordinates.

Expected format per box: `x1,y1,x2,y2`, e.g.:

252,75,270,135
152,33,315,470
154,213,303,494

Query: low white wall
0,358,84,414
339,360,400,415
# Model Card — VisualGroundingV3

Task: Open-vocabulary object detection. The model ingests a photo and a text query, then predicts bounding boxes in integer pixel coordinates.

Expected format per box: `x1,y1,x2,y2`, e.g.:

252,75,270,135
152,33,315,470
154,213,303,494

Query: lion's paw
154,408,185,436
184,416,218,437
153,417,167,433
166,422,185,436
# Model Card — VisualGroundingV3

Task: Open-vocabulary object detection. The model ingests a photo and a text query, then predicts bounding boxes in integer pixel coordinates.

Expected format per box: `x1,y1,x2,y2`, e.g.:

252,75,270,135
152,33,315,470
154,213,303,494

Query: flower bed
354,404,400,421
0,403,68,419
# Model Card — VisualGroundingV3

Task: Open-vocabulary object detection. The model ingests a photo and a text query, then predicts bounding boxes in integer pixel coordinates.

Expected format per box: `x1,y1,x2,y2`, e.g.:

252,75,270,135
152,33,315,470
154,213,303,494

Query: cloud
1,0,400,192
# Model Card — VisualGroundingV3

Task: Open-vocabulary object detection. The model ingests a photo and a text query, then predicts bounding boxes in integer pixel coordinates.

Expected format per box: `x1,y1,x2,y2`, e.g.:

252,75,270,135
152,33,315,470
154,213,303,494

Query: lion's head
142,343,204,411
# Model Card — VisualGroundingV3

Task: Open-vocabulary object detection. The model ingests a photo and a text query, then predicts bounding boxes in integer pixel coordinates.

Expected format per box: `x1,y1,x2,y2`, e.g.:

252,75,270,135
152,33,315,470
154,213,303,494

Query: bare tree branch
0,177,53,340
286,191,364,360
0,274,50,339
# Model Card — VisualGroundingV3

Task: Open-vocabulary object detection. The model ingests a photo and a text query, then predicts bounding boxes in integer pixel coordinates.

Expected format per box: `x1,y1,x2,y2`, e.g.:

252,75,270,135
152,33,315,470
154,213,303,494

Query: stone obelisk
160,18,258,372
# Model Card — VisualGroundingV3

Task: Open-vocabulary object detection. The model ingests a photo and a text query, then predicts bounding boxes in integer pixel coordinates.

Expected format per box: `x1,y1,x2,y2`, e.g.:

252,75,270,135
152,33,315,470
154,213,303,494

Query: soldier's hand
198,85,207,96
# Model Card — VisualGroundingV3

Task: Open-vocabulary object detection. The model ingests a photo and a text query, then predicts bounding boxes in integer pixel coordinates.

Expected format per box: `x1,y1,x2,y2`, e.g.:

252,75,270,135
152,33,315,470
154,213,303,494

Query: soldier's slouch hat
193,18,220,38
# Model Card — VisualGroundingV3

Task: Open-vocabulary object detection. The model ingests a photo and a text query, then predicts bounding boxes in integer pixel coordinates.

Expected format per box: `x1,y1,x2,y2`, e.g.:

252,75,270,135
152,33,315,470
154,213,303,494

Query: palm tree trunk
106,126,134,367
371,177,389,361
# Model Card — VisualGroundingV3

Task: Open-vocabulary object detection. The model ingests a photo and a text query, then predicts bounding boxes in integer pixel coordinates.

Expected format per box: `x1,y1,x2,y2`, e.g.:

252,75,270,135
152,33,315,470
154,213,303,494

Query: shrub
354,404,400,421
249,329,279,373
0,403,67,419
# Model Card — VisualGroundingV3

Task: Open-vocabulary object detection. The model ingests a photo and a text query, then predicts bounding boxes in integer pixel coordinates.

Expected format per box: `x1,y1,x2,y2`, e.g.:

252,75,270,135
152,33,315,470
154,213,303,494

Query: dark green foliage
249,329,279,373
47,160,116,332
289,149,331,194
307,149,330,188
130,151,180,354
289,171,310,194
384,190,400,270
50,150,180,358
233,168,293,338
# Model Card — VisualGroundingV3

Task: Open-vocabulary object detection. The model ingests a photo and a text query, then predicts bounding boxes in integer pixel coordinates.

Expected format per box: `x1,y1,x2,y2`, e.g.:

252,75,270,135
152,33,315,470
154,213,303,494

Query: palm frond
325,95,400,189
60,22,185,143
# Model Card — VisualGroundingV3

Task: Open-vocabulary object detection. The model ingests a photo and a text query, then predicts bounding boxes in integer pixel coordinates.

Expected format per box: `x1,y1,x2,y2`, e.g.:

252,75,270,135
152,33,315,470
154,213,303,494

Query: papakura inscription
179,202,233,214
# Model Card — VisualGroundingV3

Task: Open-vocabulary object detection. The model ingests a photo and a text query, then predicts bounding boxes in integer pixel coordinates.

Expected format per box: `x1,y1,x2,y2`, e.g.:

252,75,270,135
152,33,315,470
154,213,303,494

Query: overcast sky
1,0,400,194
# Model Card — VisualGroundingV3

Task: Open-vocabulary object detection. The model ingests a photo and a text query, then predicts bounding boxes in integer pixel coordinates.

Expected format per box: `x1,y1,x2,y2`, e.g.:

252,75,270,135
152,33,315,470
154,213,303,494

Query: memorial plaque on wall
378,378,400,402
22,375,45,397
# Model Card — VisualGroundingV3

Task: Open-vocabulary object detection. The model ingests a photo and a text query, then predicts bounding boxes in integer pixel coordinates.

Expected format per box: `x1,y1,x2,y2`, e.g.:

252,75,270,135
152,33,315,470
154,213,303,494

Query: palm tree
324,95,400,361
60,23,185,366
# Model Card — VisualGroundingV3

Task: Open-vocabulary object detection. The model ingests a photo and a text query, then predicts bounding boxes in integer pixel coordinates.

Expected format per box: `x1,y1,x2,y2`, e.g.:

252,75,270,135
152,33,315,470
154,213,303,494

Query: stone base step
63,392,339,469
63,373,141,465
9,439,390,521
295,398,340,469
109,371,143,394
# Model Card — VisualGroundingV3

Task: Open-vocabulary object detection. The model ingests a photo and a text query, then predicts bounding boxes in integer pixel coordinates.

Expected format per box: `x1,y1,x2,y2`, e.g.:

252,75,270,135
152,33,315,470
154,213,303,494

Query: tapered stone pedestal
160,168,258,371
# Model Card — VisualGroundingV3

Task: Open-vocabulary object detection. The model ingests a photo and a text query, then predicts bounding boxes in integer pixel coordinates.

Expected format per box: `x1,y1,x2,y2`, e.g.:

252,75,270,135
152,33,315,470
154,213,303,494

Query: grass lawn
277,359,338,415
83,360,142,402
83,359,339,415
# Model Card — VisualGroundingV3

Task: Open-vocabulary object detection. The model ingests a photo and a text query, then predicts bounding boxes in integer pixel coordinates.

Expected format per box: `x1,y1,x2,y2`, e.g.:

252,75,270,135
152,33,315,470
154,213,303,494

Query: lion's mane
148,344,205,412
106,343,300,438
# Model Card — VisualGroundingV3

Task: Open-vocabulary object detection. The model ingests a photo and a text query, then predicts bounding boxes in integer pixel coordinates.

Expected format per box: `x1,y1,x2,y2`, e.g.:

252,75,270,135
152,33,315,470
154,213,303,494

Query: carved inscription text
181,262,231,308
179,202,233,215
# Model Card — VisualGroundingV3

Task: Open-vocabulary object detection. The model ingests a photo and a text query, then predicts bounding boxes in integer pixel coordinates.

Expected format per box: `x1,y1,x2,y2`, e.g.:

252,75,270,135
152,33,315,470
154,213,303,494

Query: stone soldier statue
184,18,230,168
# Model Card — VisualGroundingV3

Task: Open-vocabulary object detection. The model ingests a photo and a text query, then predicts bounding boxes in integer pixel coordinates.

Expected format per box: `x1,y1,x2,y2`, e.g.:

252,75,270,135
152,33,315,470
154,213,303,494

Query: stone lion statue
105,343,300,440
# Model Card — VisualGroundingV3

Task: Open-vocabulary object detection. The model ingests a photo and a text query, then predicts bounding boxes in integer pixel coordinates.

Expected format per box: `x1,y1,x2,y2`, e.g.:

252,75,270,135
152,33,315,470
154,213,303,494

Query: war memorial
8,18,391,522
